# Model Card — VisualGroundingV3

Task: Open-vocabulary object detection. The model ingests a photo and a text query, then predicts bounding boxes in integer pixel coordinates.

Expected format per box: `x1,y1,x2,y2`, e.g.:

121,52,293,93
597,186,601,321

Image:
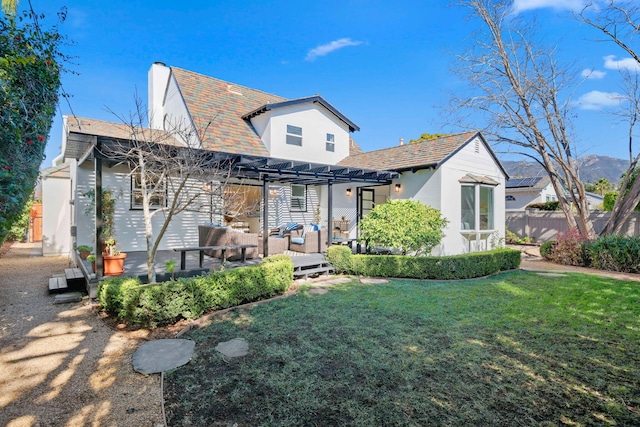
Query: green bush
586,234,640,273
526,201,560,211
539,241,554,259
358,199,448,255
326,246,353,273
550,228,588,266
330,248,520,280
97,255,294,327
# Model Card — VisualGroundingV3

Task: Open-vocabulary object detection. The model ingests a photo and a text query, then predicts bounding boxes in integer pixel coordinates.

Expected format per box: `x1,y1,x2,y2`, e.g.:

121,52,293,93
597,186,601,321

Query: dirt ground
0,242,165,427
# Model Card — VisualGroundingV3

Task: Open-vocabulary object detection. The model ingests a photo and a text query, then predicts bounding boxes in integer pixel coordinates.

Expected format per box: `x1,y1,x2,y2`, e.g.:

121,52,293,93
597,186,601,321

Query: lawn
164,271,640,426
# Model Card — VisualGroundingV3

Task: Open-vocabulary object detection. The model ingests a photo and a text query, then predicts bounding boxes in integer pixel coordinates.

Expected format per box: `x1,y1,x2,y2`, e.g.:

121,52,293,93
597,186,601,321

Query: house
42,63,507,264
505,176,556,211
506,176,604,211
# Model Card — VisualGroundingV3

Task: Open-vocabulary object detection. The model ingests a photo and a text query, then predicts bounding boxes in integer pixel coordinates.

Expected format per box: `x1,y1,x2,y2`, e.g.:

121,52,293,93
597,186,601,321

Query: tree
409,133,450,143
0,8,67,245
358,200,448,255
453,0,596,238
100,99,254,282
577,1,640,234
1,0,18,16
593,178,613,196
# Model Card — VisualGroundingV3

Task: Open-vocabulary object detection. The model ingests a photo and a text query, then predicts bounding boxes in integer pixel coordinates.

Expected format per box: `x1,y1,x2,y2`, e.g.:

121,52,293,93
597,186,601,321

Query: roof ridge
349,130,478,157
170,67,288,101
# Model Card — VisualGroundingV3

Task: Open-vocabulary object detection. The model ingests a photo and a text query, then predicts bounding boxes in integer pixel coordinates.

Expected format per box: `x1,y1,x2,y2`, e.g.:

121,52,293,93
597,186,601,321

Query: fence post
524,209,530,240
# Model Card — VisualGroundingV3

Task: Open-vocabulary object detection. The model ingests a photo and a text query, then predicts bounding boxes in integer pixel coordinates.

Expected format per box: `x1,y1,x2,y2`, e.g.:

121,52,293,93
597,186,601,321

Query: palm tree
593,178,612,196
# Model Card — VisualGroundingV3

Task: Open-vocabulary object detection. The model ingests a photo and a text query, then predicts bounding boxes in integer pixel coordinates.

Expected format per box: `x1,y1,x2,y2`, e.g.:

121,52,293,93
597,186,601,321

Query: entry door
358,188,375,220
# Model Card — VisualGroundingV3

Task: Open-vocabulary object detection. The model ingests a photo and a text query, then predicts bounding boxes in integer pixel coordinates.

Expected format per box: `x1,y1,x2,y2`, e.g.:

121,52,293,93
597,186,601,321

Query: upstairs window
461,185,494,231
326,133,335,152
131,173,166,209
290,184,307,211
286,125,303,146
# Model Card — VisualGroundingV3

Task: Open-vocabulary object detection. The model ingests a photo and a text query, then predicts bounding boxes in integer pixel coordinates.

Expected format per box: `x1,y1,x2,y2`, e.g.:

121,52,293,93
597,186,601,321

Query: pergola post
327,180,333,248
94,138,103,278
262,176,269,257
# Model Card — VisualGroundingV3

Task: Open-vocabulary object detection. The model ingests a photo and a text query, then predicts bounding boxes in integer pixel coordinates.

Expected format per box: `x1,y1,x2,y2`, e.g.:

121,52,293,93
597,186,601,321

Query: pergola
65,131,399,276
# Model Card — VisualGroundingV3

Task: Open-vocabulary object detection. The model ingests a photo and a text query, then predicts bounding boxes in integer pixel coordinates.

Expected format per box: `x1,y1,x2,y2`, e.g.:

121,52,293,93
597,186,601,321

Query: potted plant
87,254,96,273
102,237,127,276
77,245,93,260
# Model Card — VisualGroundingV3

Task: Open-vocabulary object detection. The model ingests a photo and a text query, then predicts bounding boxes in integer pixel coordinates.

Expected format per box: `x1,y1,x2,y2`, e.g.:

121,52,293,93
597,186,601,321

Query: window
290,184,306,211
461,185,494,231
131,173,166,209
326,133,335,152
286,125,302,146
546,195,557,202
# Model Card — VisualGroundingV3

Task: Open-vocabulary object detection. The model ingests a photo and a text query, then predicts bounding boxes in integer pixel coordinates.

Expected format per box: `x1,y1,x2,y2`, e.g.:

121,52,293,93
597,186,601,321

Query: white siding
74,163,210,253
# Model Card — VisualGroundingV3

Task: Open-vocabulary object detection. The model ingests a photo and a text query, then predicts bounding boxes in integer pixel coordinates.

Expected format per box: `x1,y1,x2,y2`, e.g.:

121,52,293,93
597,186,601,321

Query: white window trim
326,133,335,152
286,124,303,146
460,184,495,232
290,184,307,212
131,173,166,210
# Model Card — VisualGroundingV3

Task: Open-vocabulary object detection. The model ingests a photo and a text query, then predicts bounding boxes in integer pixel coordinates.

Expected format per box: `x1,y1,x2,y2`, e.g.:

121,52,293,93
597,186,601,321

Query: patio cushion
290,237,305,245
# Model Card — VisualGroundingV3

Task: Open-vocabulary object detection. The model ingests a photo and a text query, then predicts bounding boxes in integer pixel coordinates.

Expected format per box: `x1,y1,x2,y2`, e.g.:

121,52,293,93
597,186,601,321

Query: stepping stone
133,339,195,374
53,292,82,304
313,277,352,287
360,278,389,284
536,272,567,277
215,338,248,358
308,288,328,295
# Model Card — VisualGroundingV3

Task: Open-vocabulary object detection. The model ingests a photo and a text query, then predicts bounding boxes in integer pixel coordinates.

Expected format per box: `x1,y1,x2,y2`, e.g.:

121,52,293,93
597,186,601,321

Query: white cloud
581,68,606,79
305,38,363,61
575,90,623,110
603,55,640,72
512,0,587,13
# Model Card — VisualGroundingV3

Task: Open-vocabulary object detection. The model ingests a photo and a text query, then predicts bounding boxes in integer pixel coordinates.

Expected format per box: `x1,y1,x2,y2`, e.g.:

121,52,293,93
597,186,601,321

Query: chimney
148,62,170,130
399,138,404,145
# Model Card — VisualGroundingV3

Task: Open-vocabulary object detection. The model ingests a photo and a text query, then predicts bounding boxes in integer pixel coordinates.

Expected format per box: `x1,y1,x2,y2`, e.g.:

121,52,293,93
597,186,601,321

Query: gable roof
338,131,508,177
506,176,550,190
242,95,360,132
171,68,284,157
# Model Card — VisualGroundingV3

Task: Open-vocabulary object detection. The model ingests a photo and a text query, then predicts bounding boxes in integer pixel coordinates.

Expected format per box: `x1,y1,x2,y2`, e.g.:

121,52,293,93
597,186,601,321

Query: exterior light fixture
395,184,401,193
269,188,279,196
346,188,352,197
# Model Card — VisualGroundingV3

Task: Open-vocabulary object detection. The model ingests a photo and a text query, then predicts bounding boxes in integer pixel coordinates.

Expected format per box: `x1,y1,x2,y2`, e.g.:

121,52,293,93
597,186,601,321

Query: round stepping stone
215,338,249,357
132,339,195,374
536,272,567,277
360,278,389,284
308,288,328,295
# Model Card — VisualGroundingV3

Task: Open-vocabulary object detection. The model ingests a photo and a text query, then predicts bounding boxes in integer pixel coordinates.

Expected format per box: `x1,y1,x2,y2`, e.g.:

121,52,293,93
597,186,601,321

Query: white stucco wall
42,167,72,257
506,183,557,211
254,103,351,163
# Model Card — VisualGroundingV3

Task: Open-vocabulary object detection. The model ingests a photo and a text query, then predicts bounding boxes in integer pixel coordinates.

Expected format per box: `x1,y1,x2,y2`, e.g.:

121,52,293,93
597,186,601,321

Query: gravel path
0,243,164,427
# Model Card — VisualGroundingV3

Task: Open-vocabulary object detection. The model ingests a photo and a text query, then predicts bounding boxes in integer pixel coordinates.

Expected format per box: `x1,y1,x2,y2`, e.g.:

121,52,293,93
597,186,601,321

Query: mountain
501,155,629,184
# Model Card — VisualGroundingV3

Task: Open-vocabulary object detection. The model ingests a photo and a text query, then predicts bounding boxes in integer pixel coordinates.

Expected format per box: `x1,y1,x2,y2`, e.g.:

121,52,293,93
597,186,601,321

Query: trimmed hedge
98,255,293,327
326,246,521,280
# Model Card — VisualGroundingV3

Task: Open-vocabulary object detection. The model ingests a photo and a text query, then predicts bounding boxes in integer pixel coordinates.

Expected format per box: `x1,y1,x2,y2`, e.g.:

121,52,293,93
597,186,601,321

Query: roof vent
399,138,404,145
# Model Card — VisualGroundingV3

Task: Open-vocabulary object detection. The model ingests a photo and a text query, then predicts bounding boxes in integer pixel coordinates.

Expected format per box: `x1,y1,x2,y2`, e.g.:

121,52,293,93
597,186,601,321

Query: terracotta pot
103,253,127,276
80,251,91,260
91,262,96,273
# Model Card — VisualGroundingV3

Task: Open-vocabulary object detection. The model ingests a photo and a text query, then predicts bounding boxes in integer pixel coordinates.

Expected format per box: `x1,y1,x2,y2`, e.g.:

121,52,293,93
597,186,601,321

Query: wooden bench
173,244,258,270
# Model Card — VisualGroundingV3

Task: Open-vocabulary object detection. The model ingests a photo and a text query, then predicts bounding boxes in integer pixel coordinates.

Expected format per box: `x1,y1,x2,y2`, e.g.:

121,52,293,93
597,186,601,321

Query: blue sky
29,0,638,168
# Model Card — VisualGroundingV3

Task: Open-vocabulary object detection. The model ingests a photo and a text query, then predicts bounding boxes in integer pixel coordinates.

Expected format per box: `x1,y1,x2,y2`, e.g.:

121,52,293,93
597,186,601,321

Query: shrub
586,234,640,273
326,246,353,273
526,201,560,211
97,255,294,327
505,228,532,244
550,228,588,266
331,248,520,280
358,200,448,255
539,241,555,259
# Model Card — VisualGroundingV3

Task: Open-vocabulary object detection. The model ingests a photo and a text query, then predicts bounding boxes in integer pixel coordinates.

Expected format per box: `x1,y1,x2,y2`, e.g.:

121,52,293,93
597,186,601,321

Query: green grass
164,271,640,426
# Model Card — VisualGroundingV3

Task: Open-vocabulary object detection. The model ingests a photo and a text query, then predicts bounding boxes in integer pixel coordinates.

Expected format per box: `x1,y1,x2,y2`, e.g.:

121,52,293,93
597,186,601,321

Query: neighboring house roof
338,131,508,177
349,137,363,156
40,162,70,179
171,67,285,157
506,176,550,190
242,95,360,132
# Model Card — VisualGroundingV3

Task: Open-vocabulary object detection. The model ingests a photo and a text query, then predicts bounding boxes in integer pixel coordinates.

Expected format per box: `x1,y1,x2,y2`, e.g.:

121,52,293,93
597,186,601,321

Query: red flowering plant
550,228,589,266
0,7,70,244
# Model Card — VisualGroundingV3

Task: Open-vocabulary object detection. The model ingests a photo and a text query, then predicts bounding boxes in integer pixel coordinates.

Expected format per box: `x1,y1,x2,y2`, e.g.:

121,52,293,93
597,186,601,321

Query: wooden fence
506,210,640,242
